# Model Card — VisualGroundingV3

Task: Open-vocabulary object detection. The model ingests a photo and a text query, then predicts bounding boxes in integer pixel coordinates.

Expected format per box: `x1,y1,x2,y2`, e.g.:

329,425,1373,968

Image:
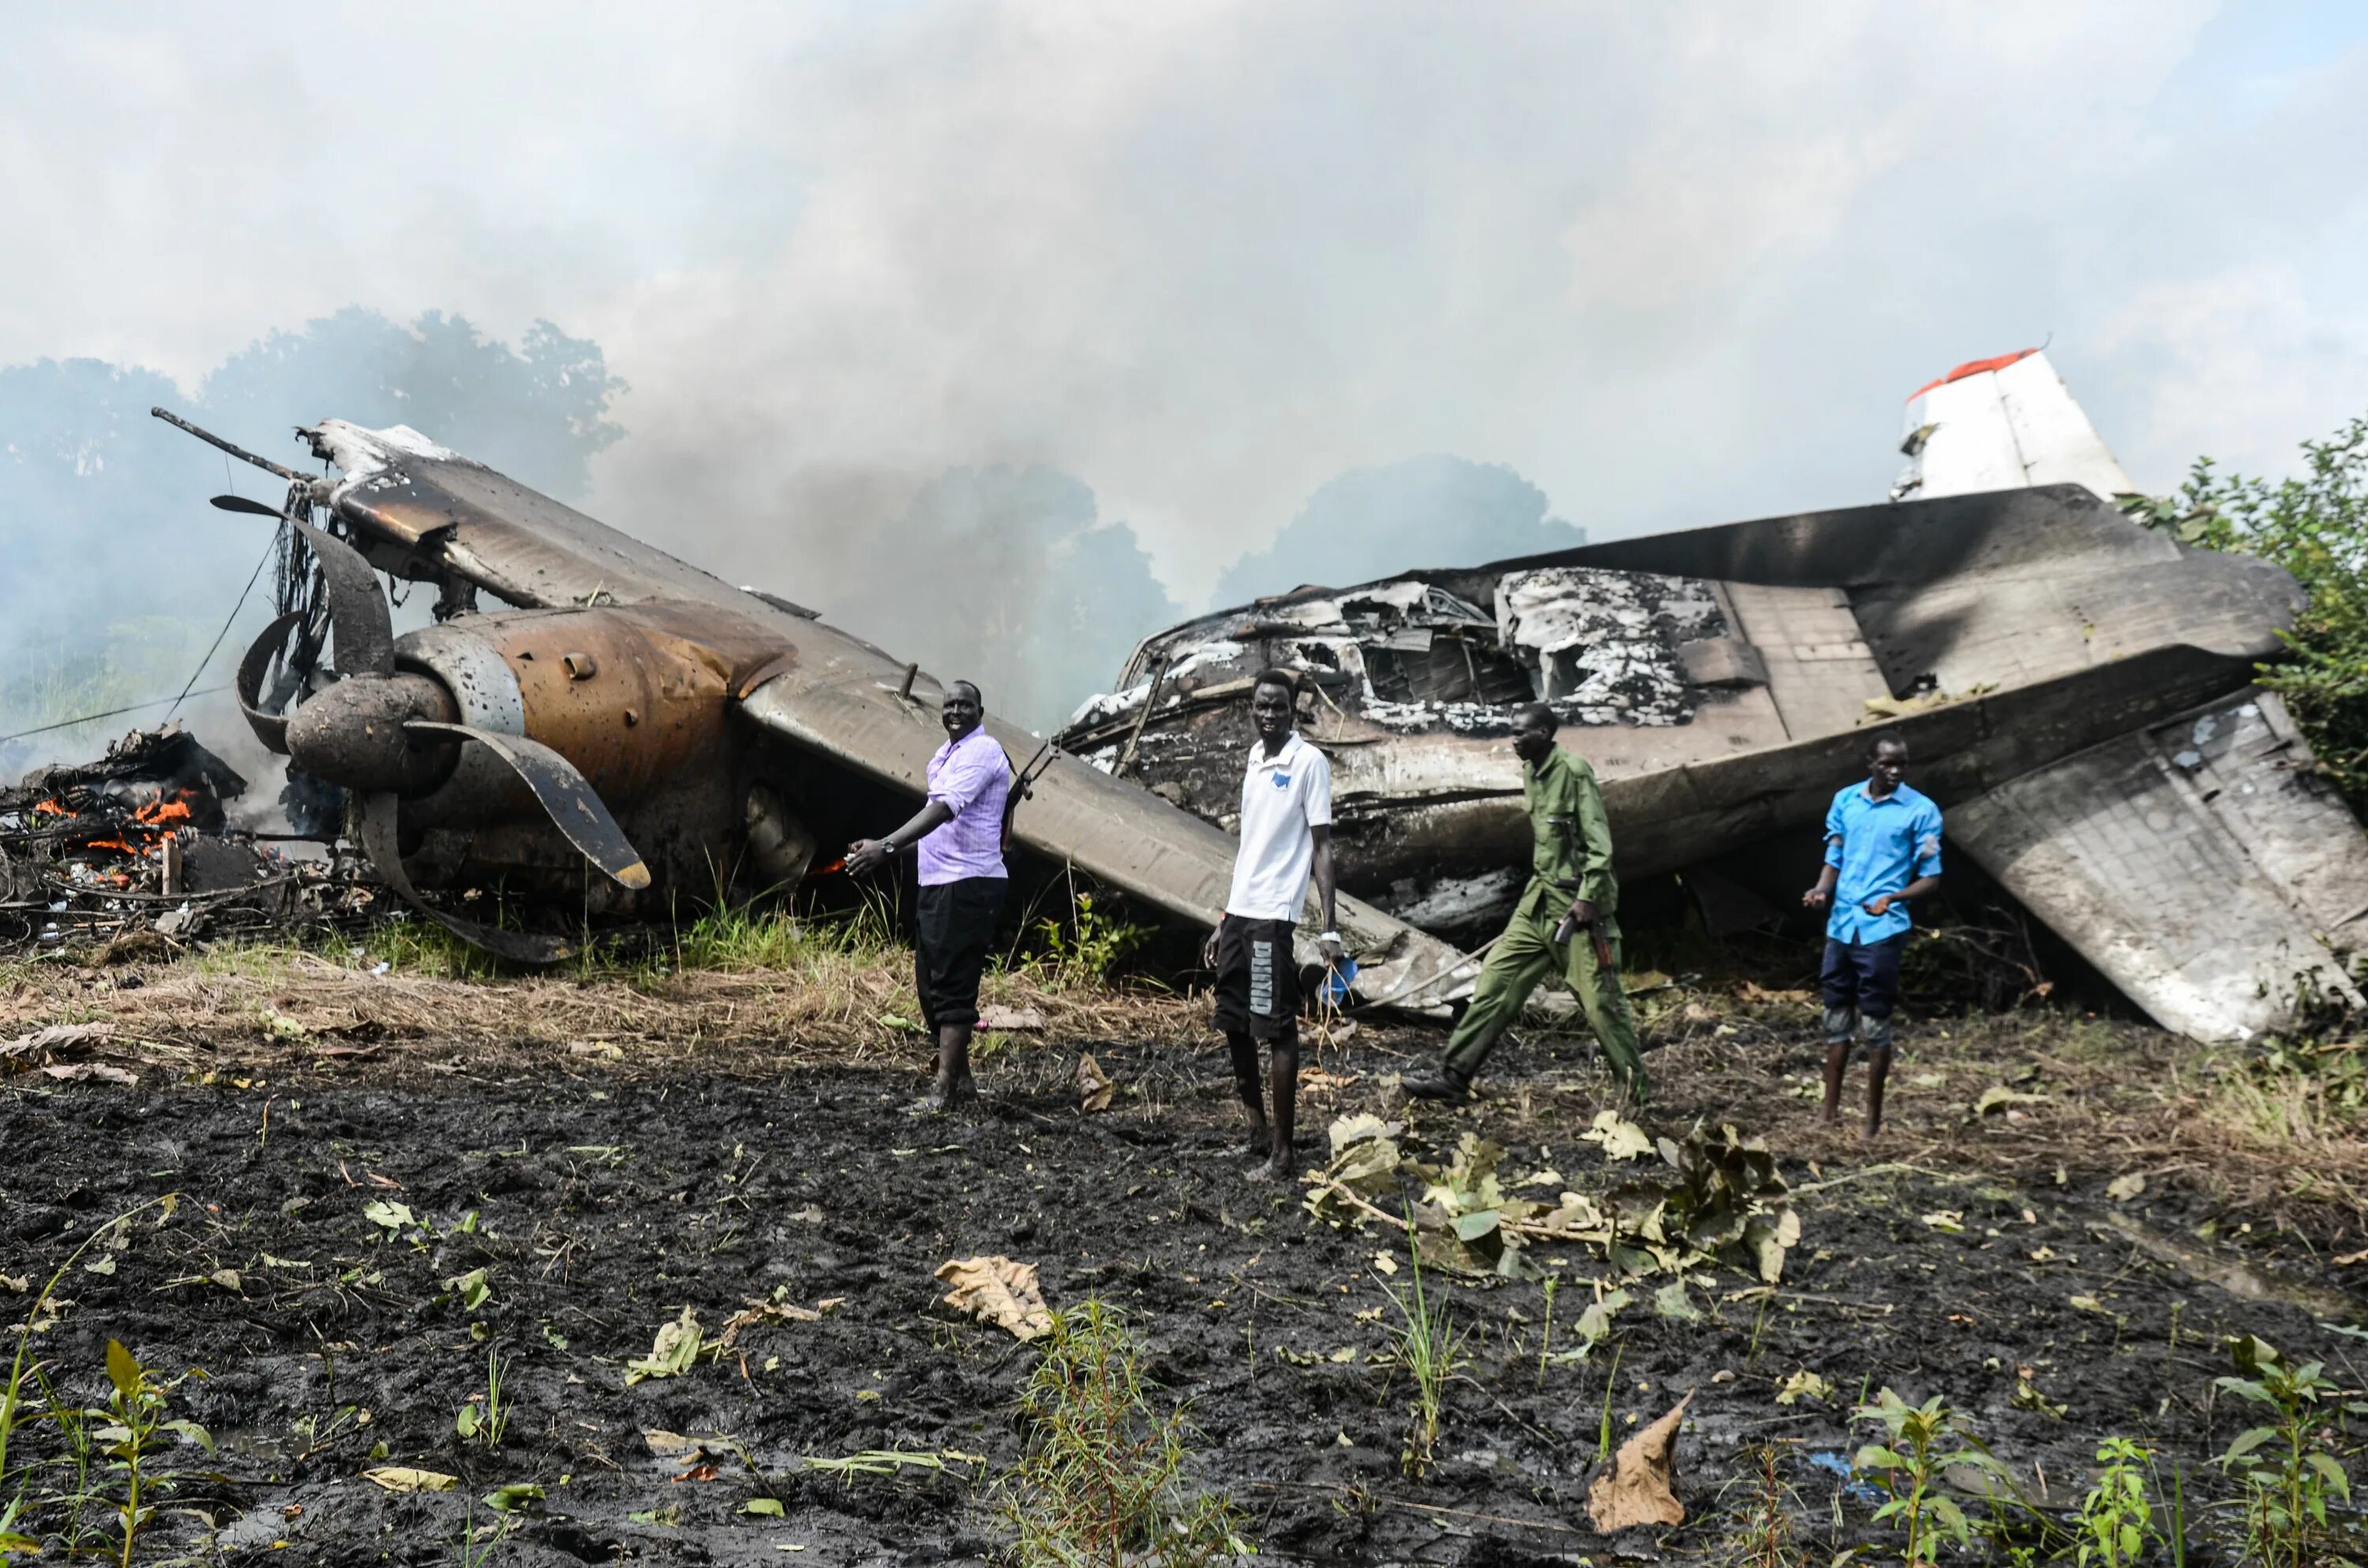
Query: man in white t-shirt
1204,668,1345,1179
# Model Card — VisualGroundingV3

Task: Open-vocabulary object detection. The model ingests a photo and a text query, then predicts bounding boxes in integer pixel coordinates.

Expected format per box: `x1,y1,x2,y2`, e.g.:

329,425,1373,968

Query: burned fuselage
1061,484,2368,1041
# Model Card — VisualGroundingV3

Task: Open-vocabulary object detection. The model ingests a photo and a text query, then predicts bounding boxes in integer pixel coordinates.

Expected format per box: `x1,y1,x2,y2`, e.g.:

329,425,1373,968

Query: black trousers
915,878,1007,1031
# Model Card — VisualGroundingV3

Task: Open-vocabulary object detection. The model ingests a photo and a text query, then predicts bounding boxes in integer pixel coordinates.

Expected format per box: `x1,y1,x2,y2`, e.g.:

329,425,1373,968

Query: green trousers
1441,906,1644,1088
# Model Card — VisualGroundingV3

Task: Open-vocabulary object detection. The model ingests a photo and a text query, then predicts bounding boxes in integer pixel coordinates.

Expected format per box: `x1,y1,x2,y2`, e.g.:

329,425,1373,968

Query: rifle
1547,813,1617,975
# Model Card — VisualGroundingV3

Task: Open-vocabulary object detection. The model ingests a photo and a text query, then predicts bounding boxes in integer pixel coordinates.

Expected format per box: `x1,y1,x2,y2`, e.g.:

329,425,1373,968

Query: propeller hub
285,673,459,794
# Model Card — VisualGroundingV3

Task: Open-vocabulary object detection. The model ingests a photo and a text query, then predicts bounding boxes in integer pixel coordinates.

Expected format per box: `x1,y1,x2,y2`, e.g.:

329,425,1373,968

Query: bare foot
1262,1152,1295,1181
1242,1125,1272,1162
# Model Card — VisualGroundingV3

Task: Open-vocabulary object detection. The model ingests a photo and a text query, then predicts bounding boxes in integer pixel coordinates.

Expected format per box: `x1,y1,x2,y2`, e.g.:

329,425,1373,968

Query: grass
998,1299,1249,1566
1386,1226,1465,1481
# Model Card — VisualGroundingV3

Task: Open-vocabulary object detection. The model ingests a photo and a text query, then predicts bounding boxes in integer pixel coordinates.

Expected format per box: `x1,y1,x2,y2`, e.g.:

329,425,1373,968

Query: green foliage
2123,415,2368,803
454,1350,508,1448
1034,892,1152,986
2074,1438,2155,1567
998,1300,1249,1566
1850,1389,2010,1564
2214,1334,2353,1568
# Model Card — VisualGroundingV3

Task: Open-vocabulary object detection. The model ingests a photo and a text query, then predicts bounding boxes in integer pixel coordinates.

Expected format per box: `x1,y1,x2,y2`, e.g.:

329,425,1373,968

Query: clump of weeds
2216,1334,2355,1568
997,1298,1249,1566
1718,1443,1805,1567
1384,1224,1465,1480
1851,1388,2011,1564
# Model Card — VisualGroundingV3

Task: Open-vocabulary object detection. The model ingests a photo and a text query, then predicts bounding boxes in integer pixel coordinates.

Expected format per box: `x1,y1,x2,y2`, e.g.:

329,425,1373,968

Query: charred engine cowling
378,605,747,904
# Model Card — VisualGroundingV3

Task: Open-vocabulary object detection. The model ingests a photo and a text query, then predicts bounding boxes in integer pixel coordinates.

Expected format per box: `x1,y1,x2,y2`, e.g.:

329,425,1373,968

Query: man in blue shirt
1800,732,1941,1139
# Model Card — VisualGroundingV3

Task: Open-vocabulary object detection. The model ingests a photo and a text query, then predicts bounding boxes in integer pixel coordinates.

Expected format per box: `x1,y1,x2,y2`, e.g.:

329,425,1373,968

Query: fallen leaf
482,1483,545,1513
362,1200,415,1234
364,1466,458,1493
0,1022,114,1058
2029,1247,2058,1263
641,1429,706,1459
1774,1368,1831,1406
1582,1109,1654,1162
2334,1248,2368,1267
977,1005,1045,1031
625,1307,704,1384
1652,1282,1700,1323
1920,1211,1965,1233
2068,1295,2109,1315
39,1062,137,1085
1076,1053,1114,1114
935,1256,1053,1341
742,1498,785,1517
2106,1173,2147,1203
717,1296,822,1348
1587,1392,1692,1531
1974,1085,2048,1116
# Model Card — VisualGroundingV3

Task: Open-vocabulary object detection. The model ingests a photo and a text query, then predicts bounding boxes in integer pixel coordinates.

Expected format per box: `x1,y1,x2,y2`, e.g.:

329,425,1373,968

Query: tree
2123,415,2368,805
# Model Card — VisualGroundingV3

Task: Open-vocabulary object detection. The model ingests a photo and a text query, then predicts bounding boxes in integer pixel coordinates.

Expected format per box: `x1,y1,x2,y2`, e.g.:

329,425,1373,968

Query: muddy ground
5,964,2368,1566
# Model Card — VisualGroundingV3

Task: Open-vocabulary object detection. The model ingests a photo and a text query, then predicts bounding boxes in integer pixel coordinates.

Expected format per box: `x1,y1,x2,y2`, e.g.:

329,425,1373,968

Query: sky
4,0,2366,614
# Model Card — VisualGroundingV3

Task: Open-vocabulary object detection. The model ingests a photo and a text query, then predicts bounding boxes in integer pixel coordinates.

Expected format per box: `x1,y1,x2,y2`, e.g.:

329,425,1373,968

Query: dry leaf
0,1022,114,1059
1582,1109,1654,1162
39,1062,137,1085
1587,1391,1692,1530
2106,1173,2147,1202
1077,1053,1114,1114
364,1466,458,1493
935,1256,1054,1341
978,1005,1045,1031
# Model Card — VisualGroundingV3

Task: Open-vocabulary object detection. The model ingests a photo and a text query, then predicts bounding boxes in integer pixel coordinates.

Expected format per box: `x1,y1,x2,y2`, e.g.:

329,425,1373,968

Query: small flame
811,857,847,876
133,795,193,826
32,798,66,816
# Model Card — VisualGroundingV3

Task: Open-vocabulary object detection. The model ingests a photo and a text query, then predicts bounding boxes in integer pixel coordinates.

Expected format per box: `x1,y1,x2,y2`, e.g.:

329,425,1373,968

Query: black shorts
916,878,1007,1031
1212,915,1301,1040
1821,934,1906,1020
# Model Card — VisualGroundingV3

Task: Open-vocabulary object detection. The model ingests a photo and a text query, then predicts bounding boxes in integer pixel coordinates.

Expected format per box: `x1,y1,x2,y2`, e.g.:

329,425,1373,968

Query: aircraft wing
305,421,1478,1010
1949,688,2368,1040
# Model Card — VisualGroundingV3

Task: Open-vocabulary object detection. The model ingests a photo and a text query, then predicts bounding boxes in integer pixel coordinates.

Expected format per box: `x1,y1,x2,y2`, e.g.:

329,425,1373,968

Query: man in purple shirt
846,679,1010,1112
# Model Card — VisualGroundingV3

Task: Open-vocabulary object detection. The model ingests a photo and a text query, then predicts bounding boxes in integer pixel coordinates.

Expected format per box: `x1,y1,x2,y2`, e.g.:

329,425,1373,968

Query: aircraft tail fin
1949,689,2368,1040
1891,348,2136,503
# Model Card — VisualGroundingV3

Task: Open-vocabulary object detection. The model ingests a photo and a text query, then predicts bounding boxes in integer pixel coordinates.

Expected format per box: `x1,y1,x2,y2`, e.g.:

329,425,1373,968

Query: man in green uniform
1403,703,1646,1106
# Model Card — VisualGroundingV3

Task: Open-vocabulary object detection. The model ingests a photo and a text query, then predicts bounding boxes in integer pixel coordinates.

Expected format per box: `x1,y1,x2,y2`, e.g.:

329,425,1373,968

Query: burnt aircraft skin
168,414,1474,1007
1061,483,2368,1040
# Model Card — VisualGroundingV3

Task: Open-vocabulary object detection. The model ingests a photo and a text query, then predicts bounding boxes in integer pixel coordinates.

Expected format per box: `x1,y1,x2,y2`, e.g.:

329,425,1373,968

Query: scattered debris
0,724,380,956
1586,1392,1693,1531
1306,1117,1799,1282
935,1256,1054,1341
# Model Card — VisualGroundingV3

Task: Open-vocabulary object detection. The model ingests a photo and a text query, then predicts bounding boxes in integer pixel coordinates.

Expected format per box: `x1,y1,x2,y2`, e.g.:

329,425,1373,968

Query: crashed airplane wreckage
134,409,1475,1010
1061,355,2368,1043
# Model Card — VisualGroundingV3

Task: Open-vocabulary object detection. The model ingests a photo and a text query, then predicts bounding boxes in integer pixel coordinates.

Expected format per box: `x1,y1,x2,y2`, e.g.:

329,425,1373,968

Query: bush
2123,415,2368,804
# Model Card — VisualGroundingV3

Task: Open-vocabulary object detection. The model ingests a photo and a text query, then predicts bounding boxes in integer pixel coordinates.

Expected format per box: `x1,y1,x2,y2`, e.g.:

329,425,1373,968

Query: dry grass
0,928,1205,1085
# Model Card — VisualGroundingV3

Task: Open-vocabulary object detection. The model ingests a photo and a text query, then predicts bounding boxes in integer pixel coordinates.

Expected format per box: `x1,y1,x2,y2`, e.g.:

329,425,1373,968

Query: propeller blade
357,792,578,965
234,609,308,754
403,721,652,890
289,517,395,679
213,495,393,679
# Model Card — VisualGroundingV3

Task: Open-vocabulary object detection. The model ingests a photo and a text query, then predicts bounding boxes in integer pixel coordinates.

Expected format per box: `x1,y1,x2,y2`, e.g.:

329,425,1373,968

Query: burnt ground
5,964,2368,1566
